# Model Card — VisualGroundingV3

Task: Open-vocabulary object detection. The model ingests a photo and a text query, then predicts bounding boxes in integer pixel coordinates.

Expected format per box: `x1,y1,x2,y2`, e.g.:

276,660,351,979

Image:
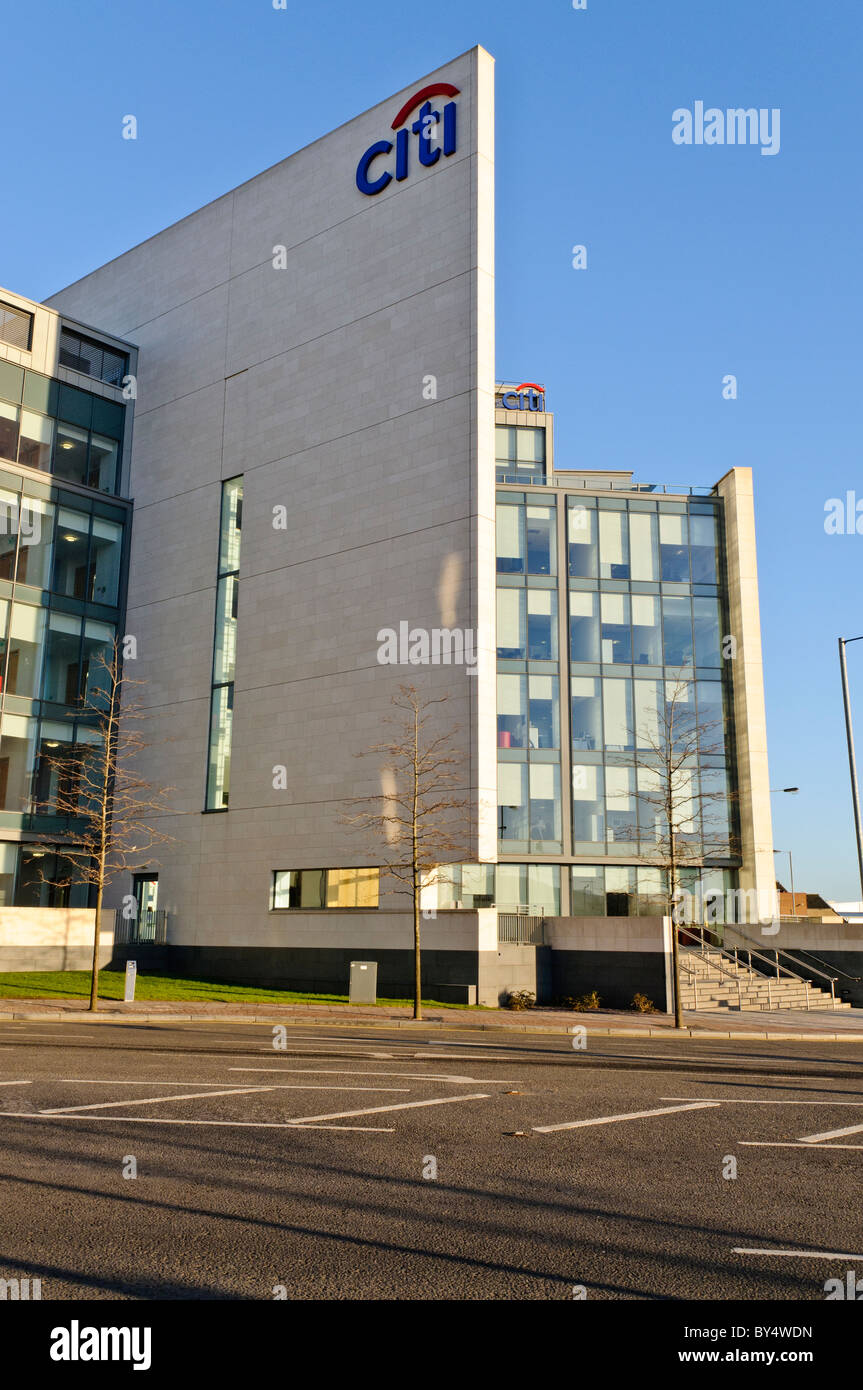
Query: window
272,867,379,909
569,866,738,921
633,677,663,749
435,863,560,914
59,329,128,387
570,865,604,915
690,512,718,583
659,511,689,581
603,678,633,751
599,509,629,579
496,673,559,749
206,479,243,810
18,411,54,471
606,766,638,843
0,303,33,351
529,763,561,848
497,762,528,843
631,594,662,666
601,592,631,663
606,865,636,916
15,497,55,589
53,422,89,486
572,763,604,845
53,508,91,598
662,595,693,665
569,590,600,663
0,713,37,814
526,505,555,574
496,588,524,659
495,425,545,483
629,510,658,581
568,501,596,577
497,583,559,661
326,867,379,907
496,504,523,573
571,676,602,750
693,595,722,666
0,401,19,462
7,603,45,697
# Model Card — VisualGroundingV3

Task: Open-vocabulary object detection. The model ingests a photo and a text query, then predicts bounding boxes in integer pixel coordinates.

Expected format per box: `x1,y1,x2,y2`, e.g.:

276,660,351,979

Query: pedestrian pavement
1,994,863,1040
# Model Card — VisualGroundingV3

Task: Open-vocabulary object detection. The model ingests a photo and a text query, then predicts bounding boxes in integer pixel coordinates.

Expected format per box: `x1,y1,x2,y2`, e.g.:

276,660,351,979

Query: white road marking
229,1067,520,1084
284,1093,491,1126
57,1079,410,1092
734,1247,863,1261
0,1080,32,1087
662,1096,863,1106
40,1086,274,1115
799,1120,863,1144
417,1054,511,1061
254,1047,414,1059
0,1111,393,1131
739,1140,863,1151
533,1101,720,1133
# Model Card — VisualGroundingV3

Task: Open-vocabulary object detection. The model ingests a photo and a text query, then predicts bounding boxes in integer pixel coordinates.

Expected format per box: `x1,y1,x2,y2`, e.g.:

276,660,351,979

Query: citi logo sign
500,382,545,412
356,83,459,196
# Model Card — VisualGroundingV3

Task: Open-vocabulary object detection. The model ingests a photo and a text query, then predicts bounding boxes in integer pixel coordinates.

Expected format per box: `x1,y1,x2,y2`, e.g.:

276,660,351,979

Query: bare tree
624,674,737,1028
30,641,174,1012
342,685,471,1020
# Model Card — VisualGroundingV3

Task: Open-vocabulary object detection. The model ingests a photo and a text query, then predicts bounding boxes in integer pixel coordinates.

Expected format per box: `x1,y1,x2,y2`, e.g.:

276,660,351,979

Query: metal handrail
783,945,861,985
678,941,750,987
721,924,840,989
686,923,839,1010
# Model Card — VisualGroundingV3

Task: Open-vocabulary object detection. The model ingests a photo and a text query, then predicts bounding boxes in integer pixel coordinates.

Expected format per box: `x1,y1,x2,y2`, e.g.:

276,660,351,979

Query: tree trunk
411,703,421,1021
413,879,422,1022
670,894,682,1029
89,888,102,1013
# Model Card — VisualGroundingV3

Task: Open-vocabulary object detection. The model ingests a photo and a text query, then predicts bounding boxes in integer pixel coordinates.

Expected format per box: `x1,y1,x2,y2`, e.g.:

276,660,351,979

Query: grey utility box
349,960,378,1005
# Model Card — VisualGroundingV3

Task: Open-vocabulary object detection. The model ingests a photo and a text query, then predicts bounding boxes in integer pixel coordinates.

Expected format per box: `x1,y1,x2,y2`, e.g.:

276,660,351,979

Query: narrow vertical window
205,477,242,810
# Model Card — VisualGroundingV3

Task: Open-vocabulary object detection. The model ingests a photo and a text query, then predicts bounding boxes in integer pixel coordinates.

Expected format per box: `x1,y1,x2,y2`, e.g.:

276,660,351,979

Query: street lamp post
770,788,799,919
773,849,795,919
839,637,863,903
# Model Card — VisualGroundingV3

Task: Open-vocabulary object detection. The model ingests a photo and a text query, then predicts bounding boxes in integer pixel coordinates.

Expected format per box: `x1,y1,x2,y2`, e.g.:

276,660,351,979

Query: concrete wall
547,916,672,1011
0,909,114,971
110,908,497,1002
47,48,495,952
477,944,551,1007
716,467,775,917
723,919,863,1005
109,910,674,1012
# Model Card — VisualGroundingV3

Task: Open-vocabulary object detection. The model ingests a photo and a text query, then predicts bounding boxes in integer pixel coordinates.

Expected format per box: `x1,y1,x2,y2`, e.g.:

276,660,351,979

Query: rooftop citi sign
499,382,545,411
356,83,459,194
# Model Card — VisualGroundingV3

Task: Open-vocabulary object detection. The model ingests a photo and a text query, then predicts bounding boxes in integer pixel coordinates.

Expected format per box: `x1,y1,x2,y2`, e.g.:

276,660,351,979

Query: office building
2,47,776,1004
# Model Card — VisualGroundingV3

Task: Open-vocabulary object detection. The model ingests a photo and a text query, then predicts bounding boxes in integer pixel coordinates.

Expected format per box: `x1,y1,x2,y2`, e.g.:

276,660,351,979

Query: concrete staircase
679,947,851,1012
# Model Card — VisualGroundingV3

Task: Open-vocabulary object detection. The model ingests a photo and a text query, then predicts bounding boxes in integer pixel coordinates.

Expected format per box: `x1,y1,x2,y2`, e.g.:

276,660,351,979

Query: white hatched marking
533,1101,719,1133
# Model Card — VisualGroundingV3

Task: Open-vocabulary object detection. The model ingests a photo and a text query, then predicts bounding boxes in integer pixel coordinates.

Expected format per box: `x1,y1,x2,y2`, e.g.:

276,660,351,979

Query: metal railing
498,913,546,945
680,924,838,1010
113,909,168,946
495,474,717,496
720,923,841,1006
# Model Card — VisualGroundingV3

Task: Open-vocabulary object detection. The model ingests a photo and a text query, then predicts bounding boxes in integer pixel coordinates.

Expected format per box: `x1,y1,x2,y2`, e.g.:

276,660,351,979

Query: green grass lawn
0,970,483,1009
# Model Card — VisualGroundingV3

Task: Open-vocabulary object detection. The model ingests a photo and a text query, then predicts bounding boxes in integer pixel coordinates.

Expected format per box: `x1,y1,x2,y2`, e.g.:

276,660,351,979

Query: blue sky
5,0,862,896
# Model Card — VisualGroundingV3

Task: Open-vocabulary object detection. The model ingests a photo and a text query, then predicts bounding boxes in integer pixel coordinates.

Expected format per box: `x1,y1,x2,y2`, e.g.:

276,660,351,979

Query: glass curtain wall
205,477,243,810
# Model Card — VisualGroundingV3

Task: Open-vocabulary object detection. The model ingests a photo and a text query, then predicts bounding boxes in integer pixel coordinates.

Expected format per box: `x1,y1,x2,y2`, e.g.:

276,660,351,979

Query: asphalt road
0,1018,861,1301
